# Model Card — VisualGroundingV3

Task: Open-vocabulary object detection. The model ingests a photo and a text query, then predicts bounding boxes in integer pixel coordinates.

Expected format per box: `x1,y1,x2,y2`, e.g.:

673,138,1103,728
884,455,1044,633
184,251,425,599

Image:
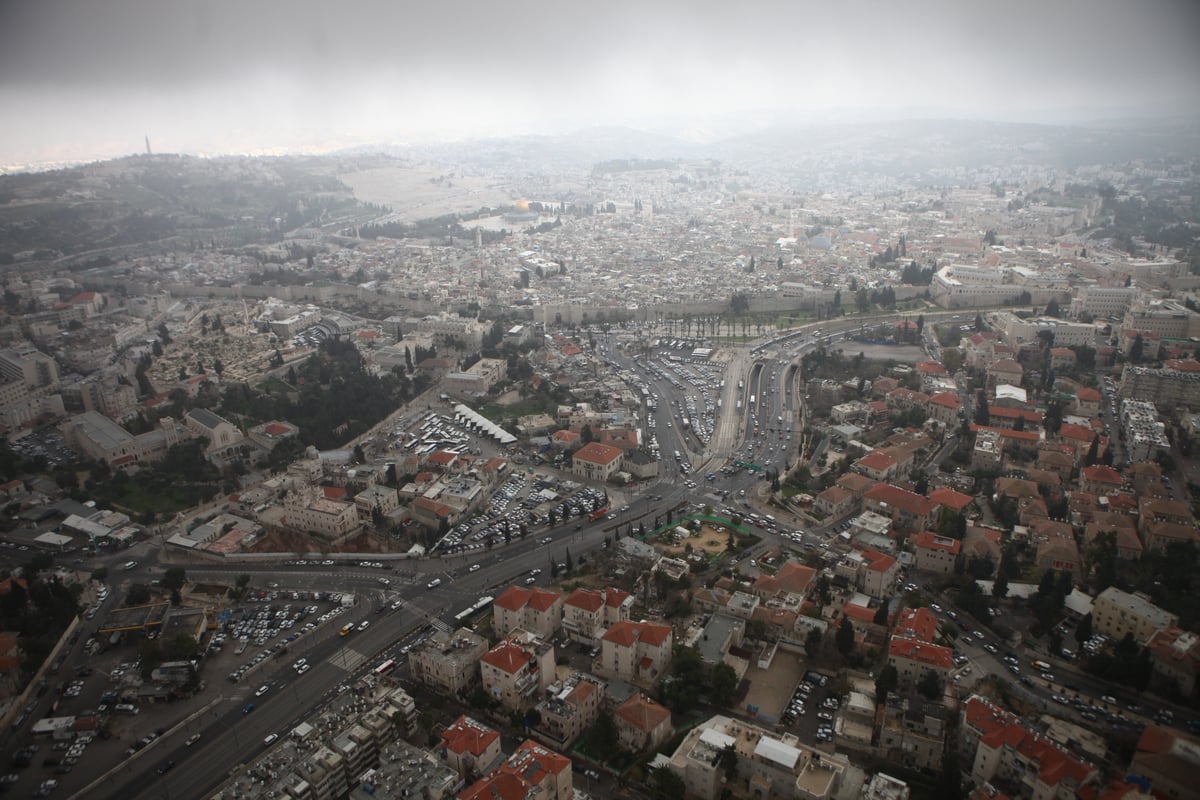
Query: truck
588,507,608,522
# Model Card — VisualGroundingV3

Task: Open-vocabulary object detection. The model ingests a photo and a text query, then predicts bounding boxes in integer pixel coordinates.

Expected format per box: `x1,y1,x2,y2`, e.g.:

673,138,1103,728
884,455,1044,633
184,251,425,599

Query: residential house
409,627,490,697
562,587,632,644
910,531,961,575
480,632,556,712
439,715,503,780
535,673,606,751
864,484,933,531
493,585,564,640
1092,587,1178,645
614,693,673,753
887,638,954,687
1146,627,1200,699
598,621,673,686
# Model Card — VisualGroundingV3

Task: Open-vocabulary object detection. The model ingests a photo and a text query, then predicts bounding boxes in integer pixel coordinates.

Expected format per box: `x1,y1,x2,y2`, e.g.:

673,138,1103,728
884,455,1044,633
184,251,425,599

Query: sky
1,0,1198,170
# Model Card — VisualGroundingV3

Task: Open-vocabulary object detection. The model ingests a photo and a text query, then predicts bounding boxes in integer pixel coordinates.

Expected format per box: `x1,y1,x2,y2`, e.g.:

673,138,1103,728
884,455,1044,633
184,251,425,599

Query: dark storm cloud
1,0,1198,166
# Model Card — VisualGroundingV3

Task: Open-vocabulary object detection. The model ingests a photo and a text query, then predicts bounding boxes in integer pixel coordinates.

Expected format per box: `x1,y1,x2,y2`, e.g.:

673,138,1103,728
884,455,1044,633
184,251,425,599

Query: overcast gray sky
2,0,1198,168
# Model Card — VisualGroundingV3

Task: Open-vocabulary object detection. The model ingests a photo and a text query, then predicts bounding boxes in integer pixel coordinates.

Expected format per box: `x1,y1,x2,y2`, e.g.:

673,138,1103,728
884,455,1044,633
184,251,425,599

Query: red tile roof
911,530,962,555
865,483,933,517
565,588,604,613
602,620,670,647
481,640,531,675
572,442,624,466
615,694,672,733
458,771,531,800
440,714,499,756
1081,465,1122,486
928,487,974,511
889,637,954,670
857,451,898,471
929,392,961,409
894,607,938,643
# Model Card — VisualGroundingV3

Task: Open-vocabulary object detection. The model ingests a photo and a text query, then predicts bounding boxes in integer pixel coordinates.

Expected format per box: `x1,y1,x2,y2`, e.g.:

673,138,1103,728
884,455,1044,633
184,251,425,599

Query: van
114,703,139,715
427,578,442,589
122,561,138,571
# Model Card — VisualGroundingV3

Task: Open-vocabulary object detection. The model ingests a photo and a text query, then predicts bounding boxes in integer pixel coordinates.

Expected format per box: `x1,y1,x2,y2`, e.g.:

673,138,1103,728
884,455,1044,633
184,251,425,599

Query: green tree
720,744,739,782
648,766,686,800
711,662,739,707
805,626,823,658
835,617,855,657
126,583,152,605
875,664,899,707
161,567,187,592
917,670,943,700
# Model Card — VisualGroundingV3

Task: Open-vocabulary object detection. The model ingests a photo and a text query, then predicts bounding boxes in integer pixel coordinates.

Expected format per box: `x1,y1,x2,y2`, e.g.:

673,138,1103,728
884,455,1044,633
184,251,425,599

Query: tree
126,583,151,605
648,766,686,800
835,617,855,657
917,670,943,700
873,601,890,626
805,626,823,658
161,567,187,592
711,663,738,707
992,572,1009,600
1130,334,1145,364
213,358,224,378
1044,298,1061,318
719,744,739,783
875,664,899,707
974,391,990,426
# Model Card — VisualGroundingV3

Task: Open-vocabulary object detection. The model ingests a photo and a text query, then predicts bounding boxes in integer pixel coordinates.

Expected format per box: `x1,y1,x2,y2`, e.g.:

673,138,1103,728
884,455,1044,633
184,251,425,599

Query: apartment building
864,484,933,531
887,638,954,687
0,343,59,389
534,673,605,750
459,740,573,800
614,693,673,753
561,587,633,643
480,632,556,712
1092,587,1177,645
910,531,961,575
493,585,564,640
1123,299,1200,339
969,712,1096,799
1119,359,1200,408
598,621,673,685
439,714,503,780
879,694,949,771
408,627,489,696
1130,724,1200,800
662,715,848,800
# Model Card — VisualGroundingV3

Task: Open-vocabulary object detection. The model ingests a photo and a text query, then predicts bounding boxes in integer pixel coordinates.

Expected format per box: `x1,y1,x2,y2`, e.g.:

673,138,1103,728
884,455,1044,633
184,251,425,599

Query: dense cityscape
0,114,1196,800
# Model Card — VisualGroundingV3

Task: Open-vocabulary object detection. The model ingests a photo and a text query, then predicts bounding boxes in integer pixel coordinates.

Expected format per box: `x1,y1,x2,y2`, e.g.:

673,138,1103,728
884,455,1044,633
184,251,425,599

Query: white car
255,685,270,697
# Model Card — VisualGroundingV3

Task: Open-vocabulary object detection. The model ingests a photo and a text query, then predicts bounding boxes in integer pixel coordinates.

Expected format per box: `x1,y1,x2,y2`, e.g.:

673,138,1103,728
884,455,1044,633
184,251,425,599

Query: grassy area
92,477,220,518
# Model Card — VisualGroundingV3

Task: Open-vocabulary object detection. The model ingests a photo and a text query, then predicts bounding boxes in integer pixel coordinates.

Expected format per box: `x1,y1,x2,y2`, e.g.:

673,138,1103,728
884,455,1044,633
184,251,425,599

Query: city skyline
2,0,1199,170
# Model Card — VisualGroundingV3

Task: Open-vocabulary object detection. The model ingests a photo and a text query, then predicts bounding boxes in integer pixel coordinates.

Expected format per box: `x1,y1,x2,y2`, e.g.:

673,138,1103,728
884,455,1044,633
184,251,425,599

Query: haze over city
2,0,1199,169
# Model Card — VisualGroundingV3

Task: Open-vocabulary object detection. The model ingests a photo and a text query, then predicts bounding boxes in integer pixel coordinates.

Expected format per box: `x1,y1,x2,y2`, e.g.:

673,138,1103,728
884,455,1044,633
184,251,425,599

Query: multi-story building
1130,724,1200,800
887,638,953,687
408,627,489,697
561,587,633,644
439,714,503,780
184,407,247,462
879,694,950,772
910,531,961,575
1146,627,1200,698
662,714,849,800
459,740,573,800
444,357,506,397
991,312,1095,347
614,693,673,753
278,489,361,540
598,621,673,686
534,673,605,750
0,343,59,389
1119,359,1200,408
493,585,564,640
1092,587,1178,645
1069,286,1137,320
864,484,933,531
60,410,184,468
480,631,556,712
1122,299,1200,340
966,701,1097,799
570,441,624,482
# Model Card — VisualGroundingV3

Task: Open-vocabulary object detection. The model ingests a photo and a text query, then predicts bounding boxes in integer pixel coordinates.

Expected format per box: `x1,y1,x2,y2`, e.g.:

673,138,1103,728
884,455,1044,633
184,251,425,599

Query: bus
454,595,495,625
373,659,396,676
589,507,609,521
